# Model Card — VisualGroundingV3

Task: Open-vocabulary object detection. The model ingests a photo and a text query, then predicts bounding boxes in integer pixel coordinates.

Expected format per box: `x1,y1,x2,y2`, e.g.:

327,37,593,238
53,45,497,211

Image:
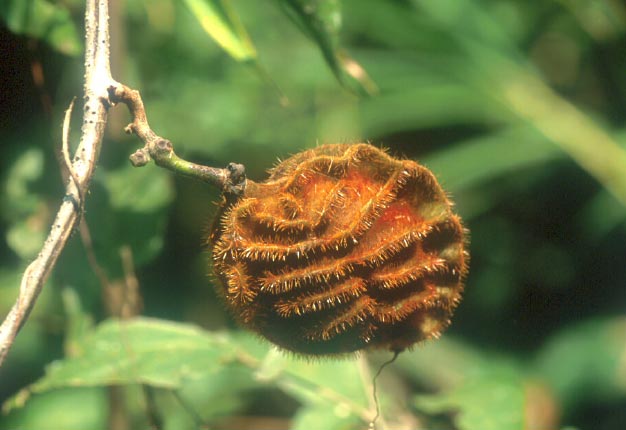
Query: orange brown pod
209,143,468,356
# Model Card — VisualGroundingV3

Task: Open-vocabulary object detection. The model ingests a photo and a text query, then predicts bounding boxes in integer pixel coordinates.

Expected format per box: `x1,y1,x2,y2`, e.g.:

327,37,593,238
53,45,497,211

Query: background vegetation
1,0,626,429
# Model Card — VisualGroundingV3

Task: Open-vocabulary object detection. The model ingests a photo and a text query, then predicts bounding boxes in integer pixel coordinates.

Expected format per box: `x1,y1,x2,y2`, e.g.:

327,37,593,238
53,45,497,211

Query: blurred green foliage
1,0,626,429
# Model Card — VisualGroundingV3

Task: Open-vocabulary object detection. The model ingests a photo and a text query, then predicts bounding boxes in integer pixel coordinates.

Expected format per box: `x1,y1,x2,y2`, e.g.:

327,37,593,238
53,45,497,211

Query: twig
0,0,249,369
107,84,247,197
61,97,85,208
80,219,111,293
119,245,142,319
142,385,164,430
0,0,115,367
107,386,130,430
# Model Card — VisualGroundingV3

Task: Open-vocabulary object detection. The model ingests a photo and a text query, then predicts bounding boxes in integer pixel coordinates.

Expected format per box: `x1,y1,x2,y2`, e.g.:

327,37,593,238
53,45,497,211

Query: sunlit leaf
277,0,377,95
3,317,373,425
182,0,256,61
3,318,241,411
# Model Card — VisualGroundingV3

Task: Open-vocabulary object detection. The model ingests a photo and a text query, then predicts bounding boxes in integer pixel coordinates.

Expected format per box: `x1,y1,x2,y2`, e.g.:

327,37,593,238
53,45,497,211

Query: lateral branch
108,84,246,197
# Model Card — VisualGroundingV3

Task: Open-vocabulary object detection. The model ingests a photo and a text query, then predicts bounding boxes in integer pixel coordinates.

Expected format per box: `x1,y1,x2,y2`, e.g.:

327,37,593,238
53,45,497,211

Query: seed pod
209,143,468,356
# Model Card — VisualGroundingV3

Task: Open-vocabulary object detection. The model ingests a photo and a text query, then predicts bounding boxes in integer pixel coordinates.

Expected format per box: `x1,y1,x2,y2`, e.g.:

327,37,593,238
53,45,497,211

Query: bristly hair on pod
208,143,469,357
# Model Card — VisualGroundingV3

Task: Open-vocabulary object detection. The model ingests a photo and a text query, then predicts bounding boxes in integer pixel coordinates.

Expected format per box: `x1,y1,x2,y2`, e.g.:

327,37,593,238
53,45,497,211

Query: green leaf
3,317,373,425
533,317,626,412
422,126,562,193
394,336,513,389
101,163,174,213
257,349,369,409
414,0,517,51
359,82,512,138
414,371,525,430
61,288,94,358
183,0,256,61
41,318,237,387
3,318,242,411
395,336,526,430
576,189,626,241
277,0,377,95
556,0,626,40
291,404,361,430
255,352,372,428
5,216,47,259
169,367,261,423
0,388,107,430
500,70,626,208
0,0,81,56
89,164,174,269
1,147,49,259
1,147,44,221
0,268,24,309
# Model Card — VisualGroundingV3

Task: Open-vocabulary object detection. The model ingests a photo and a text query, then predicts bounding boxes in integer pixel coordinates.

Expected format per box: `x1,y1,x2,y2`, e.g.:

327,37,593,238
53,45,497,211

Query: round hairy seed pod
209,143,468,356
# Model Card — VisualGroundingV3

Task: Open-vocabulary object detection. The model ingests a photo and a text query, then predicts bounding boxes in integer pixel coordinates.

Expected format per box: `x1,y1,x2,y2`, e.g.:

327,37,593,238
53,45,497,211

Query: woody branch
0,0,247,368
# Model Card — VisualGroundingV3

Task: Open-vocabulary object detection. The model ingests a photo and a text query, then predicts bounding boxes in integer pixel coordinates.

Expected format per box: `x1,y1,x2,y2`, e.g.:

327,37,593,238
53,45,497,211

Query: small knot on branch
224,163,246,197
130,149,150,167
155,139,173,154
